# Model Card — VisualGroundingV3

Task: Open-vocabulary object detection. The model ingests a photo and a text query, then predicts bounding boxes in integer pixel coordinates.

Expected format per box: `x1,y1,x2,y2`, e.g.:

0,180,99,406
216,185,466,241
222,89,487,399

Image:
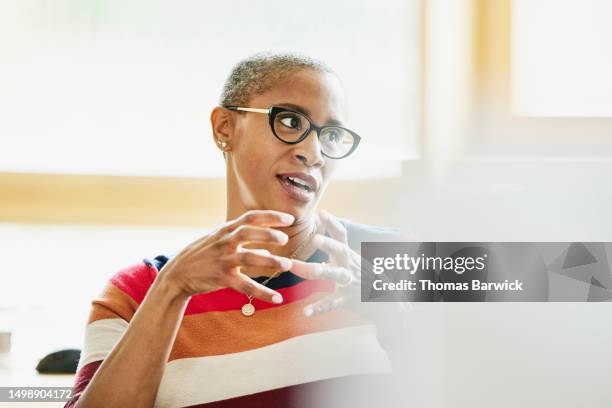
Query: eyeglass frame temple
225,106,270,114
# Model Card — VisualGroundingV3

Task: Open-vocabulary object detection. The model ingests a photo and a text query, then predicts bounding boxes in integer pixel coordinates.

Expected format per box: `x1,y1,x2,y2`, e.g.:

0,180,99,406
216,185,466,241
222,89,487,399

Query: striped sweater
66,220,403,407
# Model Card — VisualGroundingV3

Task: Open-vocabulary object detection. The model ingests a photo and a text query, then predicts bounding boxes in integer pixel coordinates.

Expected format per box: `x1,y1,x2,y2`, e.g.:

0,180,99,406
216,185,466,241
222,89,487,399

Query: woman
67,53,410,408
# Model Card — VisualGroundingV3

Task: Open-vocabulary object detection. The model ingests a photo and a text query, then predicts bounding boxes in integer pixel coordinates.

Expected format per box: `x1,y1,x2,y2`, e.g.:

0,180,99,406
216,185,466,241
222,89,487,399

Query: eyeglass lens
273,110,355,158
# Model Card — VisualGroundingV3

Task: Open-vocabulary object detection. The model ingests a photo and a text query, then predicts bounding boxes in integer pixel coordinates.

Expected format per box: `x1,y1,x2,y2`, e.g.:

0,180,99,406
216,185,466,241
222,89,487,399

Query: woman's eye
279,115,302,130
327,131,342,143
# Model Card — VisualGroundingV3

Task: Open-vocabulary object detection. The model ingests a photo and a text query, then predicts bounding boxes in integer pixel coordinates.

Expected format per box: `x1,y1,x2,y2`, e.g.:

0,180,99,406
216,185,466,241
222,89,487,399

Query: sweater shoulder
338,218,405,253
108,259,159,305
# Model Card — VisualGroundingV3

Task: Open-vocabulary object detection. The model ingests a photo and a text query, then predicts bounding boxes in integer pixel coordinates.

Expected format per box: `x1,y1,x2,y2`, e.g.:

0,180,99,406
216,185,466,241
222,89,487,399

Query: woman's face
224,69,347,222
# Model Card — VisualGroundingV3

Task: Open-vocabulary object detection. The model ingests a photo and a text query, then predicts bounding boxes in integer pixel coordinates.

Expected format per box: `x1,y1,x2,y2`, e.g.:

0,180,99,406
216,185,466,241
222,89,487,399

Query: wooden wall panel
0,173,402,227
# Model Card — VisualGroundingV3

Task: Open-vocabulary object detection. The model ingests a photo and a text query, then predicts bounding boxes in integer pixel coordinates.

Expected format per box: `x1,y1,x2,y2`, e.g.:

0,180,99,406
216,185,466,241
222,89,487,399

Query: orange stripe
87,283,139,324
169,292,373,362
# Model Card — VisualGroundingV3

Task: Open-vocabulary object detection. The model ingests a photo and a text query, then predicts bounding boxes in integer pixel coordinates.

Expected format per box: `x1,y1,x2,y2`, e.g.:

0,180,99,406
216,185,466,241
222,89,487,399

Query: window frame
465,0,612,158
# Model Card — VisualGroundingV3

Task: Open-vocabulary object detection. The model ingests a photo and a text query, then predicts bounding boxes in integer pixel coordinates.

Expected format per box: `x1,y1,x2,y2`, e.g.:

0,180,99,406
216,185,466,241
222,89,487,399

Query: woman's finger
312,233,346,260
225,250,292,271
290,259,350,284
227,272,284,304
319,210,348,244
220,225,288,251
239,265,291,276
224,210,295,233
303,294,347,317
242,248,271,256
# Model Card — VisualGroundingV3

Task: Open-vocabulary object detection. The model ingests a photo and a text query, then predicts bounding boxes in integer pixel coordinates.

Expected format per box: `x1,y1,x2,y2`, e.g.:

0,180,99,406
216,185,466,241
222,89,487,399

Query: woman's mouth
276,173,317,203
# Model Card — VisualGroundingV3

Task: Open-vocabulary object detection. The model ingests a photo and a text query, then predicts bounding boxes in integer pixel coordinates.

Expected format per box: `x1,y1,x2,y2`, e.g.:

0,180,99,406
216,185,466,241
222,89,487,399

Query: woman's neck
225,175,321,260
274,216,319,260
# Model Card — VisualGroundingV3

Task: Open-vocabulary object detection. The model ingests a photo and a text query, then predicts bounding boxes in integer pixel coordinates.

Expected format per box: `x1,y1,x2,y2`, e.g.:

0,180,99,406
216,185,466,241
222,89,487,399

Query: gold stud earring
217,141,228,150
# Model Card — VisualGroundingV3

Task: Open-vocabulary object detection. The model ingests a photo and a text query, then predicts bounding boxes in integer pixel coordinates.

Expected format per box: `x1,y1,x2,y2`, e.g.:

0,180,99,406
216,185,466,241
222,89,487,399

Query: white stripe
76,318,128,371
154,324,391,407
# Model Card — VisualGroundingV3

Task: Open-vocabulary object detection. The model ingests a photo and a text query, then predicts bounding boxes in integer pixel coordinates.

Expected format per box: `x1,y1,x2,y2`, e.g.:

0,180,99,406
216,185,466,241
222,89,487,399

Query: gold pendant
241,303,255,316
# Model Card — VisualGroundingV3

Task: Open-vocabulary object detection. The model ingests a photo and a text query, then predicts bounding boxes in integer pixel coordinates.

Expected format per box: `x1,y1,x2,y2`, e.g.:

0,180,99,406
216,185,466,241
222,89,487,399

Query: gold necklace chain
241,224,317,316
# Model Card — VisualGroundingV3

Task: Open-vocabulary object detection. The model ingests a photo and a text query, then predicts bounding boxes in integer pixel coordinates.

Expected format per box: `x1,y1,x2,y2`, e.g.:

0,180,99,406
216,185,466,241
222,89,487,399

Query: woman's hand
289,210,362,316
290,210,412,319
158,210,295,304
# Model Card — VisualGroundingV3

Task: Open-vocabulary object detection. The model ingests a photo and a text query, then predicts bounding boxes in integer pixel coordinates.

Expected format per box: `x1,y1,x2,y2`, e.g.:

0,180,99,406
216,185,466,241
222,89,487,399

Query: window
0,1,421,179
512,0,612,117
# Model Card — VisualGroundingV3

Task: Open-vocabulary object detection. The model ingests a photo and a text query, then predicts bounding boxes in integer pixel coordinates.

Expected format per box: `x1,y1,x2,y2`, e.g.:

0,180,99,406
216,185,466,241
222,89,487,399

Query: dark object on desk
36,349,81,374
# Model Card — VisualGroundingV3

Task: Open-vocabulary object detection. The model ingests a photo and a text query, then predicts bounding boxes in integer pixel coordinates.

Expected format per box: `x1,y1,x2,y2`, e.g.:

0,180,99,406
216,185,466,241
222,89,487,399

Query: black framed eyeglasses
224,105,361,159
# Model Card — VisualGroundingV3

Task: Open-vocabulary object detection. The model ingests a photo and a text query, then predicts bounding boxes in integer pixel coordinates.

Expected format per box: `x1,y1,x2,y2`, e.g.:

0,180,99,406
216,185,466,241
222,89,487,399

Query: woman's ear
210,106,234,152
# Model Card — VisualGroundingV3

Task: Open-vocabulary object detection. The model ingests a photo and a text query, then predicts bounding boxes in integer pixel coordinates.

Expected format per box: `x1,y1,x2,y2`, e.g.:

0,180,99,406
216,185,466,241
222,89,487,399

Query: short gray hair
219,52,335,106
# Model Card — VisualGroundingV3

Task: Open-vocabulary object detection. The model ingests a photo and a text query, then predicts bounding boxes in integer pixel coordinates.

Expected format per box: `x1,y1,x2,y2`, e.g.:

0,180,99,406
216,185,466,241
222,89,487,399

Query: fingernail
272,294,283,304
281,213,295,224
304,308,313,317
279,257,292,270
312,263,323,277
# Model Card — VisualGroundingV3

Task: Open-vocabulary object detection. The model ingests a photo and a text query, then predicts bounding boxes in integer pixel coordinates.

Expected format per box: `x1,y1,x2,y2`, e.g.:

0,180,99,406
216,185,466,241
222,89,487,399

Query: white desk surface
0,307,83,408
0,352,74,408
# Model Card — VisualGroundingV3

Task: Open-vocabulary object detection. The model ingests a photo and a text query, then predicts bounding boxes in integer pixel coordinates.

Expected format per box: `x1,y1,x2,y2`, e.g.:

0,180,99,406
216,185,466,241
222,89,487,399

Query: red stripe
184,278,335,315
110,261,335,315
64,360,103,408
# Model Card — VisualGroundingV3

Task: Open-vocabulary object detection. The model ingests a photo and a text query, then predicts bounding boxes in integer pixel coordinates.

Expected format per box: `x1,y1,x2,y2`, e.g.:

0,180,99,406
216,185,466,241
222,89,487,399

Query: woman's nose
293,129,325,167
